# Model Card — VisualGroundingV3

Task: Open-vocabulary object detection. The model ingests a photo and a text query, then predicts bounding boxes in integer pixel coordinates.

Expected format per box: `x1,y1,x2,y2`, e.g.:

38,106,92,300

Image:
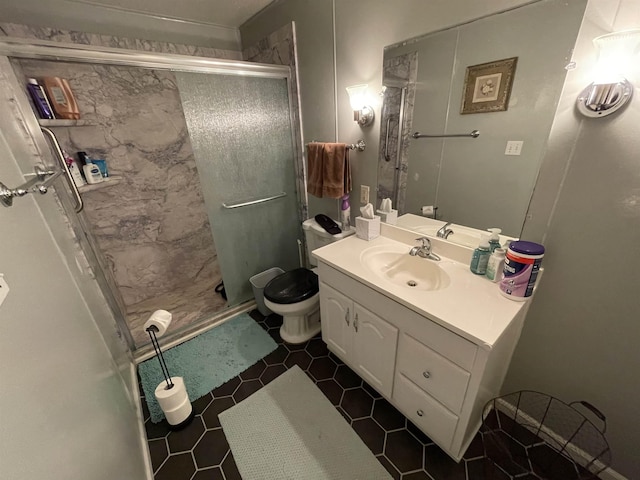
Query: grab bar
41,127,84,213
384,116,393,161
222,192,286,209
412,130,480,139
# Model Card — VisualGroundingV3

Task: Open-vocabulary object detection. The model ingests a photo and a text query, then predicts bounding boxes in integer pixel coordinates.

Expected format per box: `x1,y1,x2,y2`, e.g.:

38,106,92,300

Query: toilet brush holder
155,377,193,427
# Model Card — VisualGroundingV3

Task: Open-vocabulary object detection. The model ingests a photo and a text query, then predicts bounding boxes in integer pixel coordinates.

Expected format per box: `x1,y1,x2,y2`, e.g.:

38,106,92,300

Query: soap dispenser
487,228,502,252
470,235,491,275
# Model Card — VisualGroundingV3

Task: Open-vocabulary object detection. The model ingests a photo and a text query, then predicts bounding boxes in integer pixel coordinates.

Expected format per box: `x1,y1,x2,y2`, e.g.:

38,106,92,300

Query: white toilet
263,218,355,344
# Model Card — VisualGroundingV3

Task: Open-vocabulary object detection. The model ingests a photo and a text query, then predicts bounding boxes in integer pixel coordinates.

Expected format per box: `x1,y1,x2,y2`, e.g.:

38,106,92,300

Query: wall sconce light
577,29,640,118
346,84,375,126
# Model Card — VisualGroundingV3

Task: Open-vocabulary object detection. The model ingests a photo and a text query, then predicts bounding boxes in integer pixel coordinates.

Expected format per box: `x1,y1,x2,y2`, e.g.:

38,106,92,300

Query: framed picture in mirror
461,57,518,114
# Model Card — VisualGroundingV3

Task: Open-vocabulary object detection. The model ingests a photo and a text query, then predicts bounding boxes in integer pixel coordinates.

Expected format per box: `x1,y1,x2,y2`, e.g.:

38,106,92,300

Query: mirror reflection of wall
378,0,587,237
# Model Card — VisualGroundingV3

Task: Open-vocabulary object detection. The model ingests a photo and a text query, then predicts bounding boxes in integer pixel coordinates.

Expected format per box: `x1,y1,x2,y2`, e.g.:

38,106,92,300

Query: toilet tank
302,218,356,267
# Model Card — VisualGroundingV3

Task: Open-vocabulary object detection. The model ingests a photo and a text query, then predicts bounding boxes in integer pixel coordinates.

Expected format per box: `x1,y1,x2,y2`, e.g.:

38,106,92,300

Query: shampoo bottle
487,228,502,252
340,194,351,230
470,235,491,275
26,78,54,119
486,248,506,282
63,150,86,187
42,77,80,120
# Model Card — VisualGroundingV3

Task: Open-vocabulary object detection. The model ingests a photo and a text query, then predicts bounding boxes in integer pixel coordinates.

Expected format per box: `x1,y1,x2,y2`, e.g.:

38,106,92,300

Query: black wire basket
481,391,611,480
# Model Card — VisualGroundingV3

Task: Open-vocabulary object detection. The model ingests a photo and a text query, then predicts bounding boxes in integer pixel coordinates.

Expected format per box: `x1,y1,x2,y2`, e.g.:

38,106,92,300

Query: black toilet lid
263,268,319,304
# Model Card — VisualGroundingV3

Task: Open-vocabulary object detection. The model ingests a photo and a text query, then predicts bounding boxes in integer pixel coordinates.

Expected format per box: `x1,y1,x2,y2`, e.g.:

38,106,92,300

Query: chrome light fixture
577,29,640,118
346,84,375,126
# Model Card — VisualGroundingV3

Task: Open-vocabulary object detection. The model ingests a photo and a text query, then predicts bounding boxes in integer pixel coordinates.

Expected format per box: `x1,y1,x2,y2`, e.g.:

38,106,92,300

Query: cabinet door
352,304,398,398
319,282,352,359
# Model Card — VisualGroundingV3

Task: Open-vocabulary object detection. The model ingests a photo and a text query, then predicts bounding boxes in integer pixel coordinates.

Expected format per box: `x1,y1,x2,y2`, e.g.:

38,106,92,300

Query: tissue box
356,216,381,240
376,209,398,225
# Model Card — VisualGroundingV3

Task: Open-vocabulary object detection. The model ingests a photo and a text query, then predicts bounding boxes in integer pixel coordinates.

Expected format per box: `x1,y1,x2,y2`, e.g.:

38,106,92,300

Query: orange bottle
42,77,80,119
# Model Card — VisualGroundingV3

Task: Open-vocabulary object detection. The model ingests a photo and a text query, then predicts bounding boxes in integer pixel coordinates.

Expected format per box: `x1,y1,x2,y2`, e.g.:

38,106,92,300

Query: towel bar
412,130,480,139
308,140,366,152
222,192,287,209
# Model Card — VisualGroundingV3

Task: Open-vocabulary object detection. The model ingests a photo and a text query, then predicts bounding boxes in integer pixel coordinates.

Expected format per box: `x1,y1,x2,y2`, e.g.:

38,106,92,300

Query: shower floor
127,280,227,347
141,310,535,480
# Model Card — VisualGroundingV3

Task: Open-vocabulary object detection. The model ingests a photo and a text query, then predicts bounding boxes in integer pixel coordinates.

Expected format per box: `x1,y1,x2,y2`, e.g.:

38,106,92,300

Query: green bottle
470,235,491,275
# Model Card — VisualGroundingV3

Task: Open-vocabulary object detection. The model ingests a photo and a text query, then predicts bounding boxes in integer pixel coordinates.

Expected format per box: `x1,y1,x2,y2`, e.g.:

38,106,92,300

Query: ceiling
68,0,275,27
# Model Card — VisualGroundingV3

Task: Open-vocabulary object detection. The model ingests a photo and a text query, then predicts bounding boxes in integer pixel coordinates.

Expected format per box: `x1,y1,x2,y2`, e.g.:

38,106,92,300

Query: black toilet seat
264,268,319,305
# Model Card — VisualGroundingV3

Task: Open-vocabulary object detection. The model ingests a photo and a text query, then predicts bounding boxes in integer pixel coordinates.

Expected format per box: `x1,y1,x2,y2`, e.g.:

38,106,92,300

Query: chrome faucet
436,222,454,239
409,237,441,261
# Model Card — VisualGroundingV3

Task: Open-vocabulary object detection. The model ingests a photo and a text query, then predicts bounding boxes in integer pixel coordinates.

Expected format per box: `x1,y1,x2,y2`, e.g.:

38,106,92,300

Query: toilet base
280,304,321,344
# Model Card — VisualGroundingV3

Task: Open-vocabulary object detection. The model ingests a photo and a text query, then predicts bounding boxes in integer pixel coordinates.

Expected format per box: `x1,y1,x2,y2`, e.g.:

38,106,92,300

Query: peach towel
306,142,352,198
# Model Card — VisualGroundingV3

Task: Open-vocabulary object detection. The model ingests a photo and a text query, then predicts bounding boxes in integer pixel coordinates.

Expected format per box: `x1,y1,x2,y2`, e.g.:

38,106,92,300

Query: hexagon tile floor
140,310,549,480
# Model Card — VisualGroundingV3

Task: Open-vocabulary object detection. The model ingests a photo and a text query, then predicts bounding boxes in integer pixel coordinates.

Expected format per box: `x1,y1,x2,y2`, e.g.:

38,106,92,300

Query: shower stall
0,38,304,351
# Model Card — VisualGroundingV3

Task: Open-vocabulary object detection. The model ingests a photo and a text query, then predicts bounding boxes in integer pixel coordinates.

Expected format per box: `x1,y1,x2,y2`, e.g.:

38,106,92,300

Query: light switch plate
505,141,524,155
360,185,370,204
0,274,9,308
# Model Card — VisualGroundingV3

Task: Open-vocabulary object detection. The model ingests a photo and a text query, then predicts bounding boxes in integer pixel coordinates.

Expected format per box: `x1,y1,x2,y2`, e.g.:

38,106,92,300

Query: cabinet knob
417,409,424,417
345,308,350,326
422,371,431,379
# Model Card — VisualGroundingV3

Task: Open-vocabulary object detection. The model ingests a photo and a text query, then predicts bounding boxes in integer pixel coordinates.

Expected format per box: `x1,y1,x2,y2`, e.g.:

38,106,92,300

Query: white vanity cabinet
320,282,398,398
317,260,527,461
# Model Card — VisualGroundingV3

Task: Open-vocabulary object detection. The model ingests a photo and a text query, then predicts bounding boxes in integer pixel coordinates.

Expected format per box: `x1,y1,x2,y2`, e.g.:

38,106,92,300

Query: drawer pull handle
345,308,350,326
354,313,359,332
422,371,431,379
417,409,424,417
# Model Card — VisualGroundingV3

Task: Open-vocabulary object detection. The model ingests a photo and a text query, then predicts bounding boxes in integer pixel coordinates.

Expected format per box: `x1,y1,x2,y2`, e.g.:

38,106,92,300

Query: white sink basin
360,245,451,291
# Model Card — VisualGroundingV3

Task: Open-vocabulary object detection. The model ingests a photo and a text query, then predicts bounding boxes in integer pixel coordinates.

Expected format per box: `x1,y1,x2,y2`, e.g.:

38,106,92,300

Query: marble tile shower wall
243,23,308,222
19,58,226,347
377,52,417,214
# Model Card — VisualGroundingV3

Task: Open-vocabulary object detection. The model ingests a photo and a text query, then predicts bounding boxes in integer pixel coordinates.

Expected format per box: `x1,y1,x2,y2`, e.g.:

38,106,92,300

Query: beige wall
243,0,640,477
504,0,640,477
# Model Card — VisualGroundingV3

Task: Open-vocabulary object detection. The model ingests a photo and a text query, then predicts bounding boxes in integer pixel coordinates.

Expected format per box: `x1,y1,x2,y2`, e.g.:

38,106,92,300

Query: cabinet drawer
393,372,458,450
397,333,470,413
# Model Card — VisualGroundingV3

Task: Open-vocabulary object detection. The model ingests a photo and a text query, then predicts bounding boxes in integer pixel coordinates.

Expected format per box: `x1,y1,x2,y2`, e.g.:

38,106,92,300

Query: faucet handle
415,237,431,248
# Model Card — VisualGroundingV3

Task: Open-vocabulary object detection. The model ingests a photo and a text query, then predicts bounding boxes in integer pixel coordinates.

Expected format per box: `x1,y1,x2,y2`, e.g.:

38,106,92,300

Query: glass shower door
176,73,301,307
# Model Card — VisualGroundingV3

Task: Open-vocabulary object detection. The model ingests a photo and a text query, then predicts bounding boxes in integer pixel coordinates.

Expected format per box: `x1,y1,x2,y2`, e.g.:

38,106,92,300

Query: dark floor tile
264,314,283,328
240,360,267,380
283,340,306,351
403,472,431,480
141,398,150,422
305,337,329,357
385,430,424,473
211,377,241,398
248,309,266,322
154,453,196,480
308,356,338,381
373,398,406,431
334,364,363,389
316,378,344,405
260,364,287,385
191,392,212,415
377,455,401,480
341,387,374,420
424,444,466,480
263,345,288,365
362,380,383,399
267,328,283,344
337,406,351,423
484,431,529,476
463,432,485,459
232,379,263,402
148,439,168,472
406,419,433,445
202,397,235,429
352,418,386,455
528,444,577,480
193,429,230,468
466,457,512,480
167,416,205,453
145,418,171,440
221,452,242,480
328,352,344,365
191,467,224,480
284,350,313,370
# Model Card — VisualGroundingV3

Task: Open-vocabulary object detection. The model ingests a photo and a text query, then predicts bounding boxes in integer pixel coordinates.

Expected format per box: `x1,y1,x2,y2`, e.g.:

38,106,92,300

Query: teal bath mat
139,312,278,423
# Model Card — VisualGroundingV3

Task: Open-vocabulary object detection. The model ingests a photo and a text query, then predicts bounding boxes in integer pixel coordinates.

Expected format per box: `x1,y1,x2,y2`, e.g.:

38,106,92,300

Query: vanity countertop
312,233,527,349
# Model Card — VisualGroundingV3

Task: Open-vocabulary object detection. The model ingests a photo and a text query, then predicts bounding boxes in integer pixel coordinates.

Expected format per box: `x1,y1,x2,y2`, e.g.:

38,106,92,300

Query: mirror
377,0,587,238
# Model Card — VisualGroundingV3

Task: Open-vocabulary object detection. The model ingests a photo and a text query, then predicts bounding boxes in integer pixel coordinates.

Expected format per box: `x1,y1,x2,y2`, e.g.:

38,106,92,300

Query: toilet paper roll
144,309,172,337
421,205,434,217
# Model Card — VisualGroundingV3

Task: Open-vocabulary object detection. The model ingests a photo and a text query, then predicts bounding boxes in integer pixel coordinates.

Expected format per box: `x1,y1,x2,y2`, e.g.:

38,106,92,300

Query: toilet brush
144,311,193,428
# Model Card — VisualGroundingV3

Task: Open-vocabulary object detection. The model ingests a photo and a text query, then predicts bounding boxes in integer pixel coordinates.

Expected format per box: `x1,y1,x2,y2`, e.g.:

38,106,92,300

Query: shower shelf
77,175,123,193
37,119,97,127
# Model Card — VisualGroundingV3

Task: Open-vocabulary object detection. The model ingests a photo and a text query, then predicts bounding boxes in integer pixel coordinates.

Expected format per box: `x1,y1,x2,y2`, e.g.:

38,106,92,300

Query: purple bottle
26,78,54,119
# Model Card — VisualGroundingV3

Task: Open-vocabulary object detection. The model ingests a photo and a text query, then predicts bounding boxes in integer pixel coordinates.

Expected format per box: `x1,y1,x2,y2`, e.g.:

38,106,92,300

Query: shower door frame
0,37,304,352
